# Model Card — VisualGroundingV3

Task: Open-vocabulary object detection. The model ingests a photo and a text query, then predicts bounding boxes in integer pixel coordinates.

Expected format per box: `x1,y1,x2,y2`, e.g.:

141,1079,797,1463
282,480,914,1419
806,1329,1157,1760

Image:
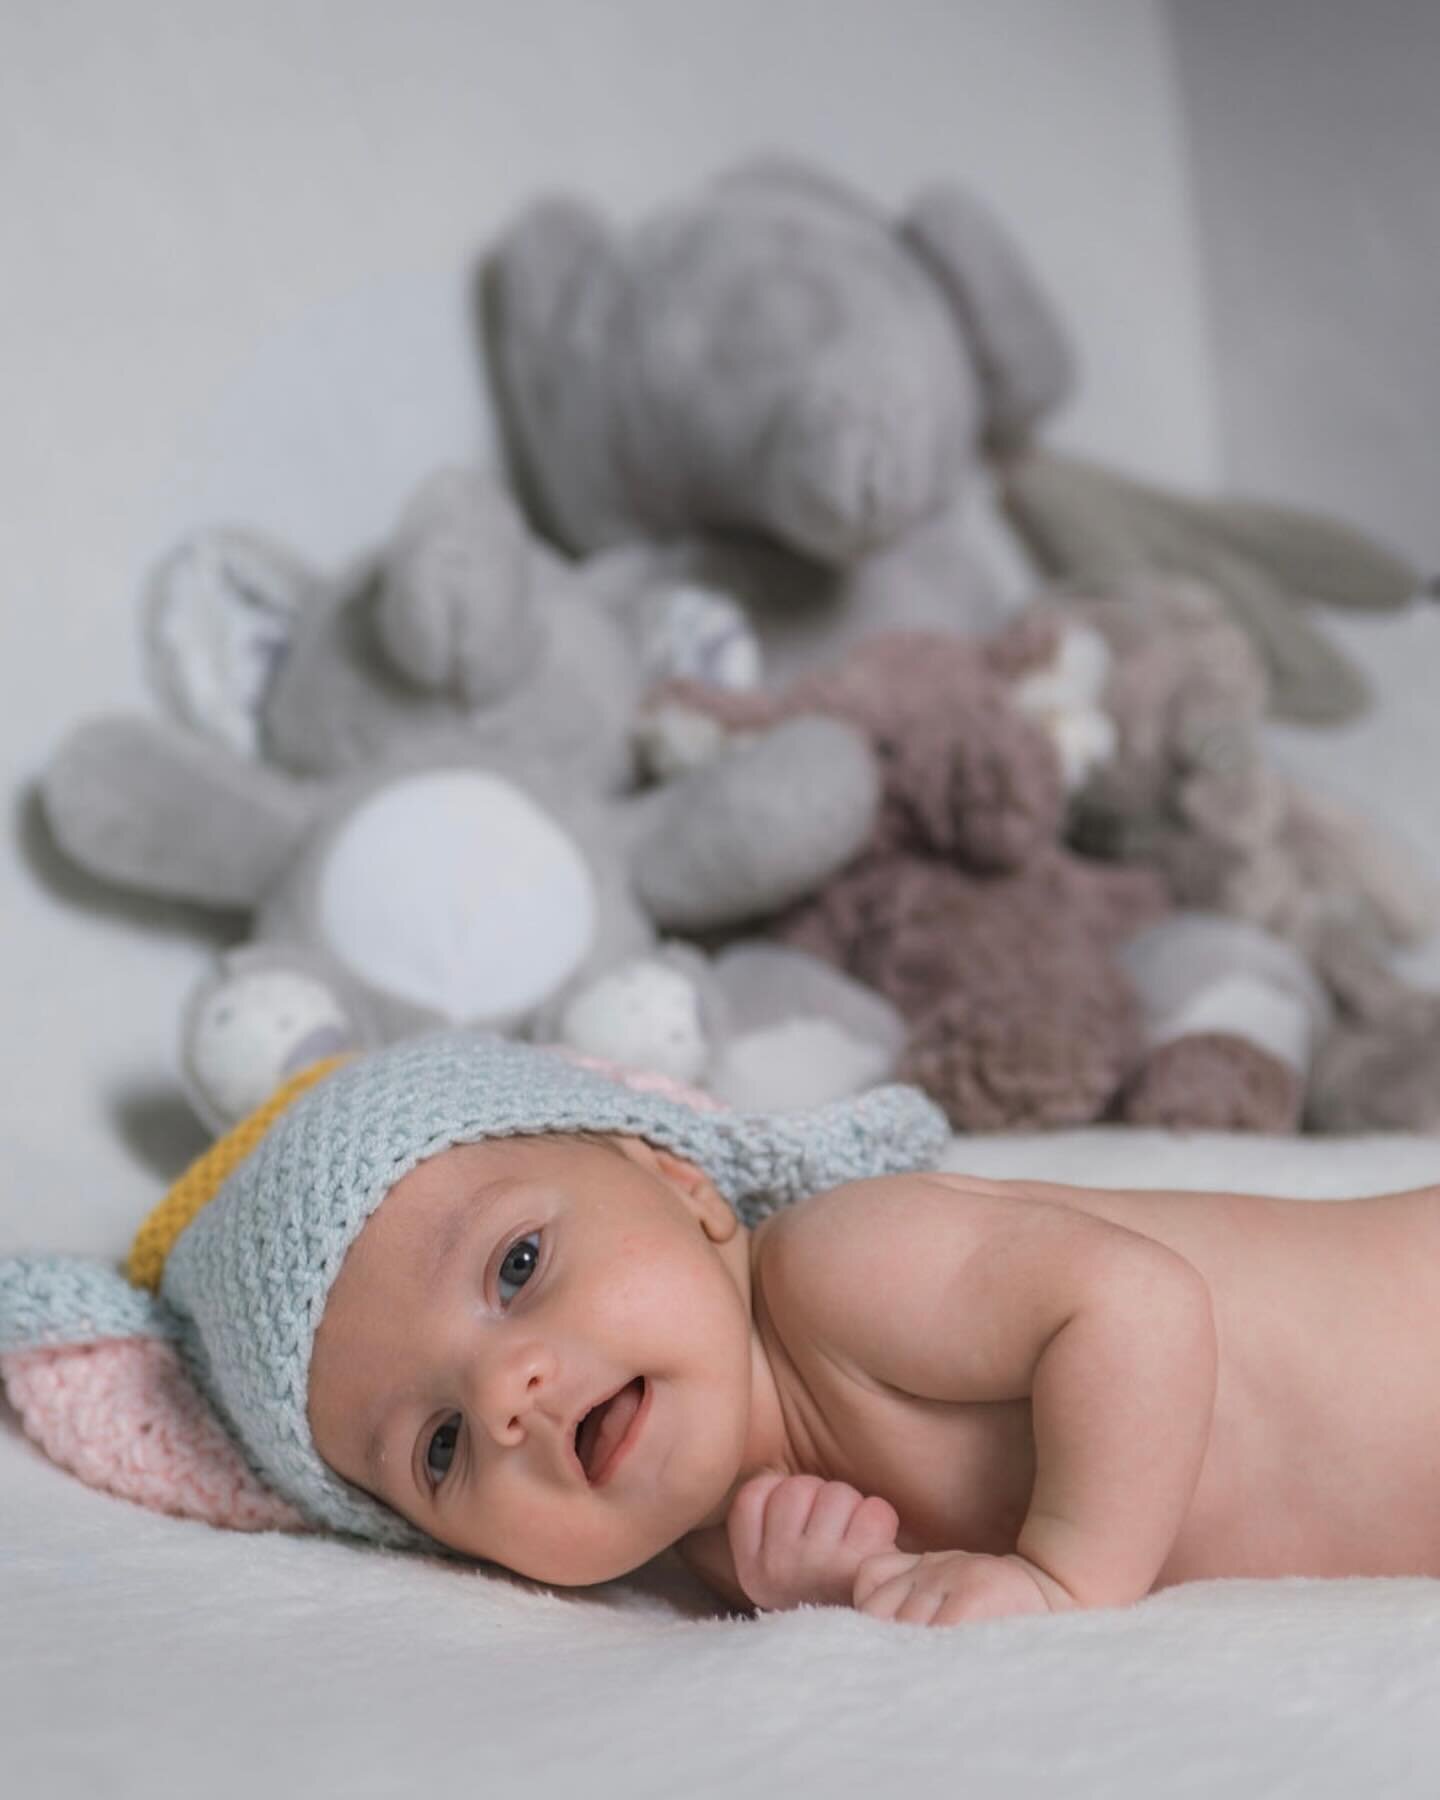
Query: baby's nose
477,1339,559,1445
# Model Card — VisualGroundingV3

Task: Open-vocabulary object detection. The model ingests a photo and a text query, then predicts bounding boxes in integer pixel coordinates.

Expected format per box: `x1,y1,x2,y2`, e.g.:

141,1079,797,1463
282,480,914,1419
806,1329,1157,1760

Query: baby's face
308,1133,756,1583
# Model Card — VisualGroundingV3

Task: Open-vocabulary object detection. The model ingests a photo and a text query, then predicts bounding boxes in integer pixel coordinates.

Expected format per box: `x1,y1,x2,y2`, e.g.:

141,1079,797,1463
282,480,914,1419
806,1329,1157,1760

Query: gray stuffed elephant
484,154,1074,680
485,155,1424,722
42,468,899,1129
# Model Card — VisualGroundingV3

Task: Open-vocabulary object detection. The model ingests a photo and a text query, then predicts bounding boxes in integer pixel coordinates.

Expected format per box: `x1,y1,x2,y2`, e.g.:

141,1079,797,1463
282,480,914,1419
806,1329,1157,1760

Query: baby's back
751,1173,1440,1586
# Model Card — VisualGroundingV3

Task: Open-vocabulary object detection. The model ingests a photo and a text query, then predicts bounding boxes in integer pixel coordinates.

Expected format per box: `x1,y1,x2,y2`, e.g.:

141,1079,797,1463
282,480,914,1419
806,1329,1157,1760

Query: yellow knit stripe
126,1056,351,1292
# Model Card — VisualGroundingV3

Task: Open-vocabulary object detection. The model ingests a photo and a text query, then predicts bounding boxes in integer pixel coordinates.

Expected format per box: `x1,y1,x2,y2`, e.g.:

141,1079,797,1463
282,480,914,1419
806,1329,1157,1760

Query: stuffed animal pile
42,467,907,1128
35,155,1440,1141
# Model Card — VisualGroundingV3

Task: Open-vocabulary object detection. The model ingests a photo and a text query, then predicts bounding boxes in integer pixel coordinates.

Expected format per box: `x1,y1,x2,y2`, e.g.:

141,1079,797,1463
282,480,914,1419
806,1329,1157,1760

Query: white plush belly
318,770,598,1019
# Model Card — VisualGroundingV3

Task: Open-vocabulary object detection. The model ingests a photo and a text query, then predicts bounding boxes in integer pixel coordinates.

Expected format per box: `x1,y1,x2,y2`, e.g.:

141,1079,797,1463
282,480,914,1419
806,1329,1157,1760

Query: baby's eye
497,1232,542,1304
426,1415,460,1487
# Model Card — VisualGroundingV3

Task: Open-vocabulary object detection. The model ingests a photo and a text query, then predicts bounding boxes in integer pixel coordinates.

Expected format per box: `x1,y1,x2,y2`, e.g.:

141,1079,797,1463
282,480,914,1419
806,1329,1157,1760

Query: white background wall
1,0,1218,1250
1172,0,1440,571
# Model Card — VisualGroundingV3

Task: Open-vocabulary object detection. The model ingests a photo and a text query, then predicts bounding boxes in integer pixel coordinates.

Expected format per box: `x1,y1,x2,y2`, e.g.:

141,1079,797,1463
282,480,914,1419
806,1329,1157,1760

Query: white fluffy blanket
6,1122,1440,1798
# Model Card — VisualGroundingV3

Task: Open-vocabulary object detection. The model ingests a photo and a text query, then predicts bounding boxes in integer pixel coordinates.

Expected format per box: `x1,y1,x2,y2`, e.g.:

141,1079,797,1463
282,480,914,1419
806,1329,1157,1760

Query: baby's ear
611,1138,739,1244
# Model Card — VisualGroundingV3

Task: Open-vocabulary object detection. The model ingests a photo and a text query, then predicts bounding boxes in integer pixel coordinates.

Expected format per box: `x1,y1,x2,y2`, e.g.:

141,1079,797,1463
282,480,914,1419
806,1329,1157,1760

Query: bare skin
308,1131,1440,1626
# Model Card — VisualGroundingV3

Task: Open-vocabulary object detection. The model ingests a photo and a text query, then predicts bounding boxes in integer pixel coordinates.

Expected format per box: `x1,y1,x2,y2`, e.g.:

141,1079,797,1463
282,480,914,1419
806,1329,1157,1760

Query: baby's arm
764,1175,1218,1622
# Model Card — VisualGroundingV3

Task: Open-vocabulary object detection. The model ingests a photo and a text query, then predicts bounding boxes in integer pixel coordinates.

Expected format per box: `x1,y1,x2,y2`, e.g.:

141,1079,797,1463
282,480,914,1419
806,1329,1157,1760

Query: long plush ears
1194,494,1423,616
41,714,317,909
899,182,1077,452
1001,449,1374,726
482,194,631,553
0,1255,306,1531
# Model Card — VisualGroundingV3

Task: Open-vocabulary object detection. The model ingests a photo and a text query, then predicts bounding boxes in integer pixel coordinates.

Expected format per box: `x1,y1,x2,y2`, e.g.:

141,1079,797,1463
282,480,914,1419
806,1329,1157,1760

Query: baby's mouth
575,1377,647,1485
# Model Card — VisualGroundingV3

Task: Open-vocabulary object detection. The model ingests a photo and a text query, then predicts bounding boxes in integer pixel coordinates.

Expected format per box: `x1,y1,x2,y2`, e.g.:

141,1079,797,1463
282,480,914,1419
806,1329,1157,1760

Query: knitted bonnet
1,1032,949,1547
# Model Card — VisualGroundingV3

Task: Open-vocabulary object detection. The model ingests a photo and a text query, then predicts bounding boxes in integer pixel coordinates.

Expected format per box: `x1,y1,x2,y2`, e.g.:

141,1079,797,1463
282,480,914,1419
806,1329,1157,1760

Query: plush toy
1113,911,1333,1131
484,154,1072,679
646,622,1330,1134
140,465,761,783
1302,923,1440,1134
40,468,903,1129
1044,576,1440,1131
1001,449,1429,725
483,154,1423,724
1056,577,1439,956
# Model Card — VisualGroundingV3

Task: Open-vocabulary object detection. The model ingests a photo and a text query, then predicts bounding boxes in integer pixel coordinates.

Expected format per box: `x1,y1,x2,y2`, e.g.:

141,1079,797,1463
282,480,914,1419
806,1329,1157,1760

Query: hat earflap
0,1253,307,1531
0,1053,347,1533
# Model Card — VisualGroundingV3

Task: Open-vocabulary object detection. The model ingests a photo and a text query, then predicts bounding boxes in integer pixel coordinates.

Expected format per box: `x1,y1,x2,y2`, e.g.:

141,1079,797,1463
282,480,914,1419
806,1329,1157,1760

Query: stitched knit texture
128,1056,348,1292
1,1343,307,1532
162,1030,949,1547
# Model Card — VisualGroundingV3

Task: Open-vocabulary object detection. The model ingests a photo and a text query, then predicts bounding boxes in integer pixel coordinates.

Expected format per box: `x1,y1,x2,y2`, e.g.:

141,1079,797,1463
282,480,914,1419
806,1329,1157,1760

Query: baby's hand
853,1548,1066,1627
726,1472,900,1612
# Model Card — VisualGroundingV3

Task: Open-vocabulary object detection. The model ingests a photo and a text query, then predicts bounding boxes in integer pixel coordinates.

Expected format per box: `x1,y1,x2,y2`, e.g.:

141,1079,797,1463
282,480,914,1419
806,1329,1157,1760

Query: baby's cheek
489,1506,655,1587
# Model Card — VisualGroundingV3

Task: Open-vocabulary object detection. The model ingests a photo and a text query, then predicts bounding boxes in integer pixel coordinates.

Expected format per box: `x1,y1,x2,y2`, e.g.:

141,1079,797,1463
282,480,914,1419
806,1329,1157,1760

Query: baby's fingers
759,1474,828,1546
843,1493,900,1554
852,1549,923,1614
725,1470,790,1569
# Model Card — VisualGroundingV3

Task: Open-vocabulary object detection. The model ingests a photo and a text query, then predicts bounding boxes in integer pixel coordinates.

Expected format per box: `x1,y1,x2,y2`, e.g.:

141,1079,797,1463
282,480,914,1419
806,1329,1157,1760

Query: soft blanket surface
6,1120,1440,1799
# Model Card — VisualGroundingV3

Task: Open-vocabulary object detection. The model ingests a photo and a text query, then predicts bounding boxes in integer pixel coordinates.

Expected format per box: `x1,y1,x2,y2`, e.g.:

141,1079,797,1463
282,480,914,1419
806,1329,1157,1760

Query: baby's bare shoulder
762,1167,1017,1249
754,1170,1170,1402
755,1172,1005,1343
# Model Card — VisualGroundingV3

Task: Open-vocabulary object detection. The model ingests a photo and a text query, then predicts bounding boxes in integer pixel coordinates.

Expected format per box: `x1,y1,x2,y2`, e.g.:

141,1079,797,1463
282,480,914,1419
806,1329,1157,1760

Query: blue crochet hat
21,1032,946,1548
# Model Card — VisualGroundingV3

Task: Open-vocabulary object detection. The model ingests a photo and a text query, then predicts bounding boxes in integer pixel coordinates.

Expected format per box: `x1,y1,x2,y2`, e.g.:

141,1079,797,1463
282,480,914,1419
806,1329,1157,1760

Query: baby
307,1120,1440,1625
28,1031,1433,1627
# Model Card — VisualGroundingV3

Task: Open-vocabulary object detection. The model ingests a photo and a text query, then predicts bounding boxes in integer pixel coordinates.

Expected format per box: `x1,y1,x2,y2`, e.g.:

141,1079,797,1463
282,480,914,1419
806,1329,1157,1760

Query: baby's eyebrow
421,1173,524,1292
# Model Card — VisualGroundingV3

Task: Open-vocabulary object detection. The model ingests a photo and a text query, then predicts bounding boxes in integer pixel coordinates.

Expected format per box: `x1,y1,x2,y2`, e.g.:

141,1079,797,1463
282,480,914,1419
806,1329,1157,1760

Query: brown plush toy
647,625,1187,1133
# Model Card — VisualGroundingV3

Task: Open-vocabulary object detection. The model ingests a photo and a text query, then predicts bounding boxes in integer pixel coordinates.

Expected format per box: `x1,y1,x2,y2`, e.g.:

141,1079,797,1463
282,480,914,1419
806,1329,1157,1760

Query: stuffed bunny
40,468,897,1129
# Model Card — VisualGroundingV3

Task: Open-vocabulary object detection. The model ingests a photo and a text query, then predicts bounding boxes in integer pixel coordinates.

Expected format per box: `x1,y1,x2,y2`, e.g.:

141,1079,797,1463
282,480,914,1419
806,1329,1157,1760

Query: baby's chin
480,1529,677,1589
475,1486,735,1588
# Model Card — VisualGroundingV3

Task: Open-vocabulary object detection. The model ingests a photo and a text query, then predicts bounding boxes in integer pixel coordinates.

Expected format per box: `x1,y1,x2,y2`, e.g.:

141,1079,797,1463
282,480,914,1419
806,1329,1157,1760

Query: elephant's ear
144,527,316,758
0,1255,306,1532
899,182,1076,452
481,195,631,552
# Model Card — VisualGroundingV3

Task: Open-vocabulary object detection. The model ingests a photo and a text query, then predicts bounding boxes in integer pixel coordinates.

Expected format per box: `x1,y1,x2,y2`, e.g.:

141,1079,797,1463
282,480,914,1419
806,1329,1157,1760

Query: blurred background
2,0,1436,1247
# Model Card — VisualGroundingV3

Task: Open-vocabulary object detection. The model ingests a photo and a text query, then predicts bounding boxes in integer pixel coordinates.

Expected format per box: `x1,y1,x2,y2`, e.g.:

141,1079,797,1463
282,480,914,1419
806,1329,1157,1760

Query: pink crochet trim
549,1048,726,1112
1,1341,307,1532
